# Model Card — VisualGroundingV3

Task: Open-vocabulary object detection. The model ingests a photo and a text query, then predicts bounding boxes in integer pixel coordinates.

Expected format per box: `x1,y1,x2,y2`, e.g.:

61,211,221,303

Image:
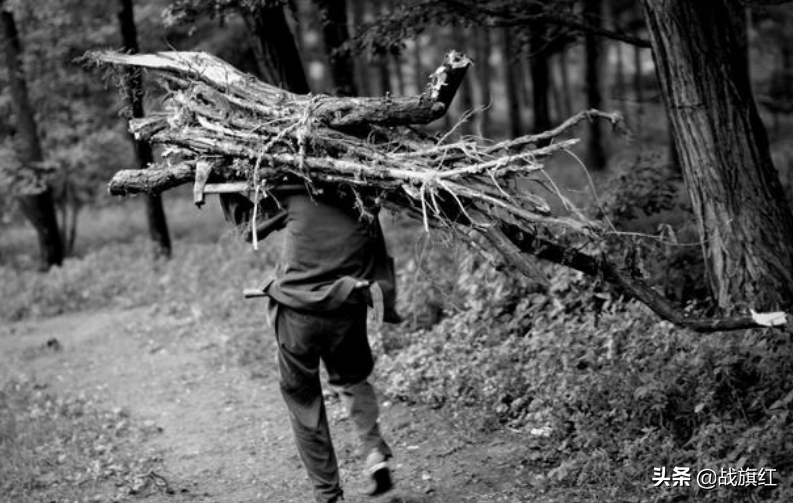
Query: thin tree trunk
68,202,79,255
316,0,356,96
613,6,627,118
473,26,492,137
611,1,626,114
370,0,391,96
549,54,565,123
584,0,607,170
412,35,424,94
528,23,551,134
0,4,64,269
559,49,573,118
118,0,172,259
643,0,793,310
633,41,644,136
519,49,532,112
453,26,475,134
502,27,523,138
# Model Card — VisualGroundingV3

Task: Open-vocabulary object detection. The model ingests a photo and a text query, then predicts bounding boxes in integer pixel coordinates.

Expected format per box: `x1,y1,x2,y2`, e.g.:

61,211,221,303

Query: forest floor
0,305,586,503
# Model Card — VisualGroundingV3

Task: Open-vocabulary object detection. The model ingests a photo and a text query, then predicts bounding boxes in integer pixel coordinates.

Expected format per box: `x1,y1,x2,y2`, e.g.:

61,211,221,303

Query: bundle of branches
89,50,786,333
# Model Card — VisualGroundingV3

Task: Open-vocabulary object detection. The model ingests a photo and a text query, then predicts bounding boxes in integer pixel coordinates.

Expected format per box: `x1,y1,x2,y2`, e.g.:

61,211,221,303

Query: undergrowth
376,254,793,502
0,231,279,323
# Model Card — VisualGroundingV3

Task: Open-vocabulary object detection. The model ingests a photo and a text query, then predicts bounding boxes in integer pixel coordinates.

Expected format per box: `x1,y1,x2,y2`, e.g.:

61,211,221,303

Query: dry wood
90,49,790,333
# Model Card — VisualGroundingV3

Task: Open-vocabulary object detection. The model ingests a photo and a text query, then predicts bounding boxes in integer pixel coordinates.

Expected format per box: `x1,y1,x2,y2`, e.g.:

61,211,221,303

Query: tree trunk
453,27,475,134
612,6,626,117
527,22,551,134
584,0,607,170
371,0,391,96
502,28,523,138
642,0,793,310
316,0,357,97
473,26,492,137
243,4,310,94
558,49,573,118
0,4,64,269
348,0,371,96
118,0,172,259
633,39,644,135
412,35,424,95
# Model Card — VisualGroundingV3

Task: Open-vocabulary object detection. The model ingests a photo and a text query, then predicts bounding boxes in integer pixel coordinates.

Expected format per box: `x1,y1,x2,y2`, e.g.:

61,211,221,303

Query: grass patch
0,229,280,323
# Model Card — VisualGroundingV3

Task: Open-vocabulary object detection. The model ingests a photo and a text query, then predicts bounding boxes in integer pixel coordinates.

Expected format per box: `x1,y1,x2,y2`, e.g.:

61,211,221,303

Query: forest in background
2,1,793,502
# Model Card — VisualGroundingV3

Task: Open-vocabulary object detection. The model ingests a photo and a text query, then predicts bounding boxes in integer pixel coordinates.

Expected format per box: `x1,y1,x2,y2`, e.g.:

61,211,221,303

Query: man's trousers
274,303,392,503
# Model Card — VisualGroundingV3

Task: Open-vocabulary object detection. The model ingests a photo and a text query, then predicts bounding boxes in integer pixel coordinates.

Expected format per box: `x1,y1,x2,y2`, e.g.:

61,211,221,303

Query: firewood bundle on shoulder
90,49,622,284
88,49,791,332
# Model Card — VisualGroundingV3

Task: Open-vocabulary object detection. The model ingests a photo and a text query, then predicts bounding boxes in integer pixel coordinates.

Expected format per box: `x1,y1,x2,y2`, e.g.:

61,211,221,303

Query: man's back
269,191,378,312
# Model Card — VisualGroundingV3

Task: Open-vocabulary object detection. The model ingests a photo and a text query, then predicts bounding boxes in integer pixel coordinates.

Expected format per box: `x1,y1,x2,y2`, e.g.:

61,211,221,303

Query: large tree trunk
527,22,552,134
316,0,356,97
244,4,310,94
0,4,64,269
642,0,793,310
584,0,607,170
118,0,172,259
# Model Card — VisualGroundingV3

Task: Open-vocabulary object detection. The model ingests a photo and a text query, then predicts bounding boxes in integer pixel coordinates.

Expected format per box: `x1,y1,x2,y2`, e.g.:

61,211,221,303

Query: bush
597,153,709,305
377,257,793,502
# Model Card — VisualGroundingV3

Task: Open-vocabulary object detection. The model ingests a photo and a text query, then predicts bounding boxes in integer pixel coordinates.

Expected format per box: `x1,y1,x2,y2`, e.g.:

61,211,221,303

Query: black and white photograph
1,0,792,502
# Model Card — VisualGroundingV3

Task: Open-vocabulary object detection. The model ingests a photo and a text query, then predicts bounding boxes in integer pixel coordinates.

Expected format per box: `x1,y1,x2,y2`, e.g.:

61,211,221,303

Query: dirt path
1,308,552,503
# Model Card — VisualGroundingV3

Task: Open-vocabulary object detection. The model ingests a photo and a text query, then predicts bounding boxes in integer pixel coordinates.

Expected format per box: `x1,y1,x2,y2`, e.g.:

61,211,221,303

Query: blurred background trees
2,0,793,308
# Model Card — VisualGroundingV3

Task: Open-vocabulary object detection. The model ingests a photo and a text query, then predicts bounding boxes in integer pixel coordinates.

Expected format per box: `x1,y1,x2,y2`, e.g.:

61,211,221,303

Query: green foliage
377,255,793,502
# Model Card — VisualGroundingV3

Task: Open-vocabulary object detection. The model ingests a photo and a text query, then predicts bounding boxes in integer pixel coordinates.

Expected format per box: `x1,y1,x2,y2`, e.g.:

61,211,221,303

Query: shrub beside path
0,307,565,503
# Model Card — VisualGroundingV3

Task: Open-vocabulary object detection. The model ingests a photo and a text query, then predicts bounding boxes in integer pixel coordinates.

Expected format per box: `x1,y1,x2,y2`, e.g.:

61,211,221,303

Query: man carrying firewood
220,186,399,503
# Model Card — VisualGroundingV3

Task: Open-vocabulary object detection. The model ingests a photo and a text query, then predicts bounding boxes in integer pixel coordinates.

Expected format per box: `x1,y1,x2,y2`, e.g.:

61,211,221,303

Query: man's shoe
364,450,393,497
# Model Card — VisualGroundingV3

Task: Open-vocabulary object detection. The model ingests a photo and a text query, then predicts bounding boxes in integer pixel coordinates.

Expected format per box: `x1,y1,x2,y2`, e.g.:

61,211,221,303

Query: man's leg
276,306,344,503
322,305,393,495
333,380,392,458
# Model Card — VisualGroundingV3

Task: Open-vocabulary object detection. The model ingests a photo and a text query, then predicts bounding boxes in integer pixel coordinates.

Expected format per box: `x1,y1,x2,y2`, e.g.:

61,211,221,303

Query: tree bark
0,4,64,269
316,0,357,97
642,0,793,310
528,21,552,134
118,0,172,259
584,0,607,170
243,3,310,94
